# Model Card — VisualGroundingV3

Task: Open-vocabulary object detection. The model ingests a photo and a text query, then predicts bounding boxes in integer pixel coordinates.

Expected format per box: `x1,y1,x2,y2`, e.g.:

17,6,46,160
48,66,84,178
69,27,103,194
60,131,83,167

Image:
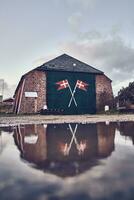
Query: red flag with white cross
76,80,88,91
56,79,69,90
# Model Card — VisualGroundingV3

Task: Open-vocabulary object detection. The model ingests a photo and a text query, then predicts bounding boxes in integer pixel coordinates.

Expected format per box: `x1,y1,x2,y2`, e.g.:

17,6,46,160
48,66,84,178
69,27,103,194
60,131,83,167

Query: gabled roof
3,98,14,102
35,54,103,74
14,54,106,96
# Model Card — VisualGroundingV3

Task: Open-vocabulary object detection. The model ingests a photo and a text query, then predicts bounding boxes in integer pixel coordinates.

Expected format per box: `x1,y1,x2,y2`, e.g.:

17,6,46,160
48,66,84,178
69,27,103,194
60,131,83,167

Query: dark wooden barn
13,54,113,114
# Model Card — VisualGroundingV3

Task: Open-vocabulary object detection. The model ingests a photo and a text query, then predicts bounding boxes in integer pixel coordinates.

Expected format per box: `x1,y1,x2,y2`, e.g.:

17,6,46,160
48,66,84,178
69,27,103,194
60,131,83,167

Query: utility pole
2,79,4,101
0,79,4,102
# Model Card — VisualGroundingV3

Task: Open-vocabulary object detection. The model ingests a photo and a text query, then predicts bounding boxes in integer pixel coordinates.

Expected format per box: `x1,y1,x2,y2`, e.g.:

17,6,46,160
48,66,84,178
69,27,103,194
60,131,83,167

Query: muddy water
0,122,134,200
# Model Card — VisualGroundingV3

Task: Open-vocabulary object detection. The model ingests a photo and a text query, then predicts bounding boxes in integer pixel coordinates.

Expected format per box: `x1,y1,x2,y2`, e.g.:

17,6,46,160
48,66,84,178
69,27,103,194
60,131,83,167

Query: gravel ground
0,114,134,127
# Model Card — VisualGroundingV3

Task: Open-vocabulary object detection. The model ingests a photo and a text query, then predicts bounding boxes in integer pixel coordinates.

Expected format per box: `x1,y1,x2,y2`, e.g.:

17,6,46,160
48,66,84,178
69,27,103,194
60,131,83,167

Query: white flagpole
66,124,78,155
68,83,77,107
68,82,77,107
69,124,79,149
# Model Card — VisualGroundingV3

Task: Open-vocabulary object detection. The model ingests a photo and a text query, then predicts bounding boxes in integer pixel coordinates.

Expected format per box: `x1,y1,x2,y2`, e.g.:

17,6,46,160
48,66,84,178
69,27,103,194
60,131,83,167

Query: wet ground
0,114,134,126
0,122,134,200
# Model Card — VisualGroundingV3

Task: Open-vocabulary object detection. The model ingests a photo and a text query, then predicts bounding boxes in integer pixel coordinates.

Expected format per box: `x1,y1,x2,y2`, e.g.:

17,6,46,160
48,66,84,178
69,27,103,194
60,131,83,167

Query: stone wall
96,75,114,111
14,70,46,113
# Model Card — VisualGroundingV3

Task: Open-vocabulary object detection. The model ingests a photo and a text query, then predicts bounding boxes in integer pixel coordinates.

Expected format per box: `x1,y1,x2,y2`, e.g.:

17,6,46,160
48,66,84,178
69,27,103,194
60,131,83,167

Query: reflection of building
13,124,47,163
13,123,115,177
117,122,134,145
97,123,115,158
46,124,98,161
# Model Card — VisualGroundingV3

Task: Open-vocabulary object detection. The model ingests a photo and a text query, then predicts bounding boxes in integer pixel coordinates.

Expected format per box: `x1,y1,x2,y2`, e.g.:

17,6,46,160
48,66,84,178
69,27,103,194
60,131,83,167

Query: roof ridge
60,54,104,74
35,53,104,74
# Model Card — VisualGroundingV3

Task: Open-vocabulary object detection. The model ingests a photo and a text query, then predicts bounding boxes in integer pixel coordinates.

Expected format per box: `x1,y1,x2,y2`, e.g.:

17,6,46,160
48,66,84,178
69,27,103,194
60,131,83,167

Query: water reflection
0,127,13,155
117,122,134,145
12,123,116,177
0,122,134,200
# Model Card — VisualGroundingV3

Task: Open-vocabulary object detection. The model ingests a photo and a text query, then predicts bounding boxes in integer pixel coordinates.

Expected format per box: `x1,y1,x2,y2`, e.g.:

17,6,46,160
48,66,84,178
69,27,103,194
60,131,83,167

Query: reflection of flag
76,80,88,91
56,79,69,90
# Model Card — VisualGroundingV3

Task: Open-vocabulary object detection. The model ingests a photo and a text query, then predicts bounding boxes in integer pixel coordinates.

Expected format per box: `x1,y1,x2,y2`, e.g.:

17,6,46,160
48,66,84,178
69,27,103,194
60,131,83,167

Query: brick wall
15,70,46,113
96,75,114,111
14,71,113,114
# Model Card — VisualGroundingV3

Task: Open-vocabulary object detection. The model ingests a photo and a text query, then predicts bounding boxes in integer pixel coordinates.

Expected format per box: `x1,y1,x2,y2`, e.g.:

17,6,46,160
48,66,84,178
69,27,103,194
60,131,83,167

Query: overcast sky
0,0,134,98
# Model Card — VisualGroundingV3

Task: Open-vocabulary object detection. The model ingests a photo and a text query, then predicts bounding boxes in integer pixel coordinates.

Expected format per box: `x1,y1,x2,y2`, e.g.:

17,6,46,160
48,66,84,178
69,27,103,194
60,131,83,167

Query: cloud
66,0,96,10
68,12,83,32
60,31,134,95
67,0,97,32
31,27,134,96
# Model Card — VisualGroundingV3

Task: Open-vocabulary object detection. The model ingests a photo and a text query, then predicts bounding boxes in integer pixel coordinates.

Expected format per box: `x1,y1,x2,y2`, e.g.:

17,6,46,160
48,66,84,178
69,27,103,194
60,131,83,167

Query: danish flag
76,80,88,91
56,79,69,90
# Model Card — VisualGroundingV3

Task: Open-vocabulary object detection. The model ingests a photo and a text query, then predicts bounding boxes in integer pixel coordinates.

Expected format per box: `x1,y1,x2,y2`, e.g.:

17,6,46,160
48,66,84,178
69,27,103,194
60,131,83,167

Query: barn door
46,71,96,114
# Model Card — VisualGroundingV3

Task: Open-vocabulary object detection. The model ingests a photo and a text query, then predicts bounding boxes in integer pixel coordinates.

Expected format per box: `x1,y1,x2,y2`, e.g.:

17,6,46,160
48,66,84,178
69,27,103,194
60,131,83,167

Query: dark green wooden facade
46,71,96,114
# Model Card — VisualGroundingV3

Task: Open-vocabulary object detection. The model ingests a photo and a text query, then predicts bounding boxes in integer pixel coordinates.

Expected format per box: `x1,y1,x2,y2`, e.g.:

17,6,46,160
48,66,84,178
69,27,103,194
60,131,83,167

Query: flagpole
69,124,79,149
68,83,77,107
67,124,78,155
68,82,77,107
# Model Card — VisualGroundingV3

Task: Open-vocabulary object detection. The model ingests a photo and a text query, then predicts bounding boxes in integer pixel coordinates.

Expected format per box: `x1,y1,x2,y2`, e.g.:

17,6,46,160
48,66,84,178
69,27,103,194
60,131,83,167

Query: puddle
0,122,134,200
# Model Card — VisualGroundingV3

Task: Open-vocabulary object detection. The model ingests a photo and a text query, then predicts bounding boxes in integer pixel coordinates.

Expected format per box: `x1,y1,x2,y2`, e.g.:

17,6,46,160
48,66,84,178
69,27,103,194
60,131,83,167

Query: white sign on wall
25,92,38,98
